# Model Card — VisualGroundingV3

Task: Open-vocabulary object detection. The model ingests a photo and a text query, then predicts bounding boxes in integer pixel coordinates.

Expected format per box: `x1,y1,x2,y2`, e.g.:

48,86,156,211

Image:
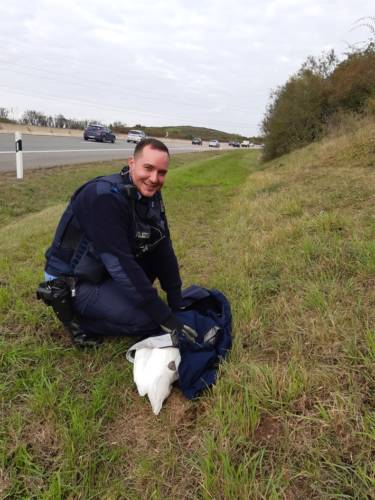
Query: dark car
232,141,241,147
84,125,116,143
192,137,202,145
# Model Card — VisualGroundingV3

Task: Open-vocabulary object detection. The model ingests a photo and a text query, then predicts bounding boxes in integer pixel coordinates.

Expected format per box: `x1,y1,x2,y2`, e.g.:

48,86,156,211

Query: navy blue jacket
45,169,182,325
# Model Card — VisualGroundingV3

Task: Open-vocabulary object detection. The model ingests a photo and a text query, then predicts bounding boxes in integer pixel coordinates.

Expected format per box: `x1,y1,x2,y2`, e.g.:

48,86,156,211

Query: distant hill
145,125,243,142
112,123,263,144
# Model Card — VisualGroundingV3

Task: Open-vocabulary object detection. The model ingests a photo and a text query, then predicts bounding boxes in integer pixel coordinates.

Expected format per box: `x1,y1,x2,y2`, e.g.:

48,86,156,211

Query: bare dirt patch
254,414,284,444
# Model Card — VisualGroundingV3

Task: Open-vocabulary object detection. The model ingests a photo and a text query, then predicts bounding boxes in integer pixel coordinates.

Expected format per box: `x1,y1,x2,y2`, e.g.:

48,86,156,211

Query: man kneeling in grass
37,139,197,347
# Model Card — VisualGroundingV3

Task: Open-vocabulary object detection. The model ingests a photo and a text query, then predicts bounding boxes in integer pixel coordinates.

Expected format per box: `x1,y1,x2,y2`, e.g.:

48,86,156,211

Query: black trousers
73,279,160,337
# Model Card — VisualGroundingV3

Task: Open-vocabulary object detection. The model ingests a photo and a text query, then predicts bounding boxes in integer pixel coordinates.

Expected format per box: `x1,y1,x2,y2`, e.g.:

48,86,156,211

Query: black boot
68,320,103,348
37,280,103,348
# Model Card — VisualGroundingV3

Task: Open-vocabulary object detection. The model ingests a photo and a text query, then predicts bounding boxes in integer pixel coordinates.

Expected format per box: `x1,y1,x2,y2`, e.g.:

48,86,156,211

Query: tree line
0,109,261,142
0,108,108,131
261,17,375,161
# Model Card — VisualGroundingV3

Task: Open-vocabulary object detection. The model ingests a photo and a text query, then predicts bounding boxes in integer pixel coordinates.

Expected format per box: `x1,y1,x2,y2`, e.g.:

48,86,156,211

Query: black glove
161,315,198,346
166,287,185,311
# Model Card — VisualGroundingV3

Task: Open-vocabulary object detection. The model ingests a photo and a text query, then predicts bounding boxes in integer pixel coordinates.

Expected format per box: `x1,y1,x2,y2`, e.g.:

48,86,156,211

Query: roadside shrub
366,96,375,115
329,50,375,113
261,27,375,161
261,51,336,161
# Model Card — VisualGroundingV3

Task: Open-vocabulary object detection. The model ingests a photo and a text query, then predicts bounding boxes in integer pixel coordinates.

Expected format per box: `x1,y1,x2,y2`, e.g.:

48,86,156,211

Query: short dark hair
134,138,170,158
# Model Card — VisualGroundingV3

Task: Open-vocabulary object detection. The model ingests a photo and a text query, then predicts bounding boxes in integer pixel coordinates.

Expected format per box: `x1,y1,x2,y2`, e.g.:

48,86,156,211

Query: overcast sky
0,1,373,136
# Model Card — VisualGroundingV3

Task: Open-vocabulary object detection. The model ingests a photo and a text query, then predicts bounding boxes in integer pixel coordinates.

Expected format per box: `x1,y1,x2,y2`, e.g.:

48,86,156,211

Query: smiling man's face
128,145,169,197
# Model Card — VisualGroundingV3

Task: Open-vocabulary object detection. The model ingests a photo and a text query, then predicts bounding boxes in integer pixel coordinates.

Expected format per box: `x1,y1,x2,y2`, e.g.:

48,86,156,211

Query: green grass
1,123,374,499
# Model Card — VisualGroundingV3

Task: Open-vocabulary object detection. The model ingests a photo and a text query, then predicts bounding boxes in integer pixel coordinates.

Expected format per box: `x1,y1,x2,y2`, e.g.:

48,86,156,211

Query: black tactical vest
45,171,168,282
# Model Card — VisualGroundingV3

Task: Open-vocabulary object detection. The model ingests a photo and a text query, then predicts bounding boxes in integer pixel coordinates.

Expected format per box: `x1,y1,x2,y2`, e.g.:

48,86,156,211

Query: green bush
261,51,336,161
261,70,330,160
329,50,375,112
262,36,375,161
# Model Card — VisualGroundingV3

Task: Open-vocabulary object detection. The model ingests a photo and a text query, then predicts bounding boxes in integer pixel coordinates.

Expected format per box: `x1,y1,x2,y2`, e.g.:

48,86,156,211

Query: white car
208,140,220,148
241,140,250,147
127,130,146,143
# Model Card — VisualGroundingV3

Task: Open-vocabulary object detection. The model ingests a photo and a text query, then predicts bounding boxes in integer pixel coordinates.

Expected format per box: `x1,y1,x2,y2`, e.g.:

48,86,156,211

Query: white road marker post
15,132,23,179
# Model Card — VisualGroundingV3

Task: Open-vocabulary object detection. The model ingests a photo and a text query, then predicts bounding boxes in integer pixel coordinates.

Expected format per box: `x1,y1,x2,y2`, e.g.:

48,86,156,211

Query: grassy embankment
0,123,374,498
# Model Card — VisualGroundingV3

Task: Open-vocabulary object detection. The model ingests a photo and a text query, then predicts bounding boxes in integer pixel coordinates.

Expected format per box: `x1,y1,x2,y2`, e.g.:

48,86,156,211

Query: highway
0,134,227,173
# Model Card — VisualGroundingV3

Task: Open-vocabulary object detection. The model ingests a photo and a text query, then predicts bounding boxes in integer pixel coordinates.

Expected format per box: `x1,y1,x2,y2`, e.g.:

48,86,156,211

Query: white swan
133,347,181,415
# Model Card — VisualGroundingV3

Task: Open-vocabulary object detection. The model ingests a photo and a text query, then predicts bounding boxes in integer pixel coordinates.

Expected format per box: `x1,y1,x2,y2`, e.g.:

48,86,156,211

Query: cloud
0,0,373,134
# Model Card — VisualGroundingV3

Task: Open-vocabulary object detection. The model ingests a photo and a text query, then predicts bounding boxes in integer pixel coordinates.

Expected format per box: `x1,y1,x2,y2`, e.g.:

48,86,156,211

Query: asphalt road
0,134,226,173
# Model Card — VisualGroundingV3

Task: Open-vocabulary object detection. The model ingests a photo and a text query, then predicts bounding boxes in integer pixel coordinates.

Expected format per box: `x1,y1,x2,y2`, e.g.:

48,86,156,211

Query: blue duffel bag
127,285,232,400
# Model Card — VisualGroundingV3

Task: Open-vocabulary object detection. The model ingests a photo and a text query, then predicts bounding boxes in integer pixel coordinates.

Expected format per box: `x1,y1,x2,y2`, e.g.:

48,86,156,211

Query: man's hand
161,315,198,346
